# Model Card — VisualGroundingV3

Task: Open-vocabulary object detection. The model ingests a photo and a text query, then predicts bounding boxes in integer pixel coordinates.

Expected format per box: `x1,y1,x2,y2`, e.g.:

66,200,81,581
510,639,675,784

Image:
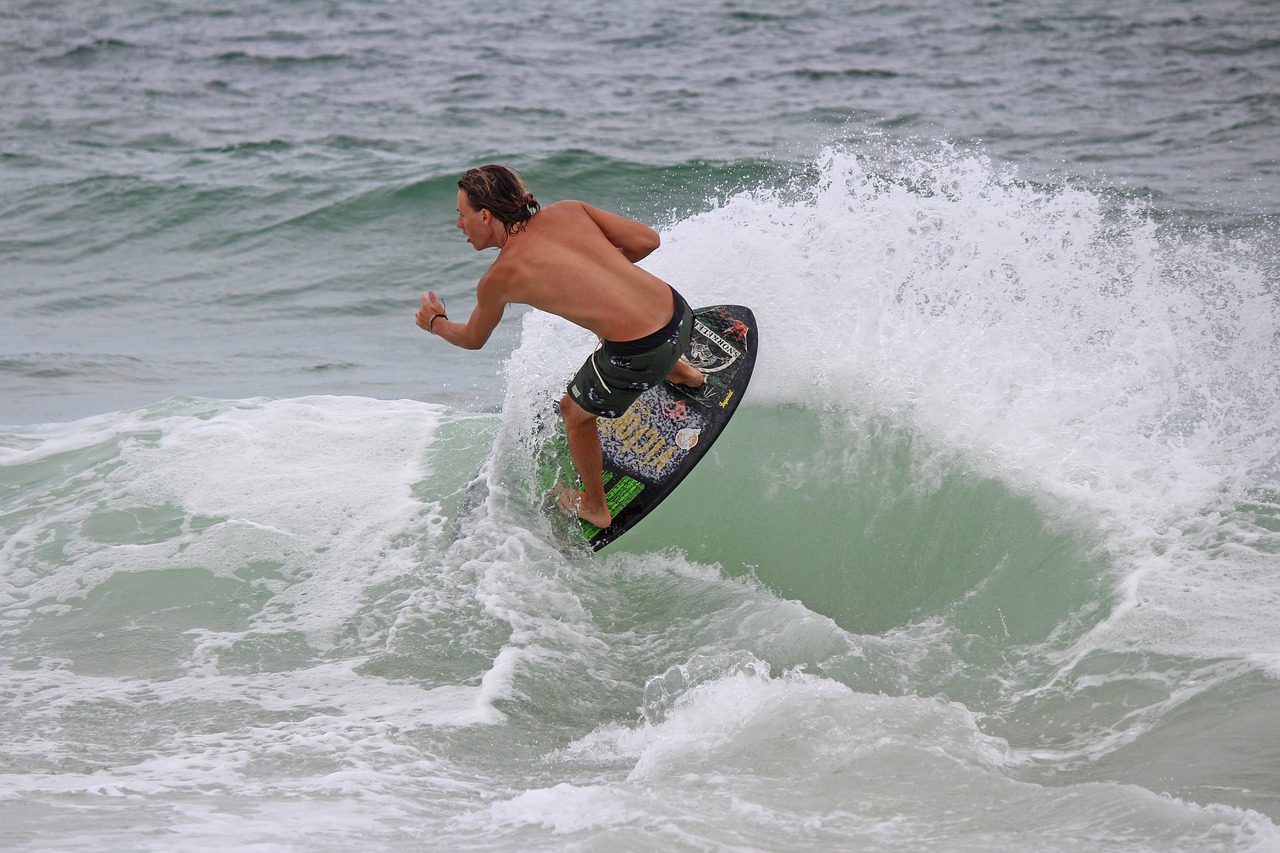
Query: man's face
456,189,492,250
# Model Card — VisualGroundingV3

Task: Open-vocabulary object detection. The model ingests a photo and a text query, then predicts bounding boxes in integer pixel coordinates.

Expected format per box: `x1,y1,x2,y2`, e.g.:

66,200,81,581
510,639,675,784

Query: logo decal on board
687,320,742,374
661,399,688,421
675,428,701,450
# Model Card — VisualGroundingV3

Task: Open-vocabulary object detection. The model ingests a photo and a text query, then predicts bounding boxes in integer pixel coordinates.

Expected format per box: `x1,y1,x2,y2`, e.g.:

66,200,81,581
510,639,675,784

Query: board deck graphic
538,304,757,551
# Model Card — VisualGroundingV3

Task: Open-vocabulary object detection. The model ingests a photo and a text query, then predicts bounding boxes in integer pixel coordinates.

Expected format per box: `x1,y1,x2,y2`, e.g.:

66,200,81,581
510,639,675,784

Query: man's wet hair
458,165,541,236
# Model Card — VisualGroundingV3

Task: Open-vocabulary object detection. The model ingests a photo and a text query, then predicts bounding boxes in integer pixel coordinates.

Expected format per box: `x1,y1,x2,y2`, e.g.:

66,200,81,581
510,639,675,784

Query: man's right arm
417,277,506,350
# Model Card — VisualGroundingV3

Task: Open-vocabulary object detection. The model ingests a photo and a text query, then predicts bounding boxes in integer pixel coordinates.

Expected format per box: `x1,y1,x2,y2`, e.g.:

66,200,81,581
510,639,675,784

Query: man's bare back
487,201,679,343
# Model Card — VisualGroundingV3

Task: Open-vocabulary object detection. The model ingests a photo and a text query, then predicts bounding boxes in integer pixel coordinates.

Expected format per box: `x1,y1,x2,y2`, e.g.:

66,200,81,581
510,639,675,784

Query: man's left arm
579,203,661,263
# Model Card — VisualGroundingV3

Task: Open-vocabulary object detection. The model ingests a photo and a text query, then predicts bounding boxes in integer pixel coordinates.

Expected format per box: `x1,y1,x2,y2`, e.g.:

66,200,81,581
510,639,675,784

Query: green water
616,406,1107,640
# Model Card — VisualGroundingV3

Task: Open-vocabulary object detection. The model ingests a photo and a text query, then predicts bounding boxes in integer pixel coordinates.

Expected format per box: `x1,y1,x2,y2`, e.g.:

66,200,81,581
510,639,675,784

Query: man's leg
557,393,613,529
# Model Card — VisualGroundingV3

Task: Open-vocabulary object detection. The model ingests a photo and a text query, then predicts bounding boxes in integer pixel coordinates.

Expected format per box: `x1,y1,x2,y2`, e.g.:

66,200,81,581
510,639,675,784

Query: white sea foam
482,660,1278,851
636,147,1280,667
1,396,449,647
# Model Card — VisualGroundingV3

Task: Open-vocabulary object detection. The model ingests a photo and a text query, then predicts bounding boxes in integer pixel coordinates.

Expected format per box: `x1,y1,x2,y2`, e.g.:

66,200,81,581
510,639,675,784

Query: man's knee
559,393,597,428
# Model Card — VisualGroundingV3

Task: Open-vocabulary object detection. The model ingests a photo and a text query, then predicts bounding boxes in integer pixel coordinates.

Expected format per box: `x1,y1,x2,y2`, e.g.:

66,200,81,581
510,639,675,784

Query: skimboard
538,304,757,551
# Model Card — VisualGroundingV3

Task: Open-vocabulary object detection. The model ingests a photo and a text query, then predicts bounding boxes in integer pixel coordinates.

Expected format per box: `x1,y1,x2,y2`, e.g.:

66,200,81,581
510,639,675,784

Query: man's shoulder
517,200,596,240
538,199,589,218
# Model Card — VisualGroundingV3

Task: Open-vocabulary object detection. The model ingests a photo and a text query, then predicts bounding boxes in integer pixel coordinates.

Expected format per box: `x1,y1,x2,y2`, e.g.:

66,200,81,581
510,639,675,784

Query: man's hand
416,292,448,333
416,279,505,351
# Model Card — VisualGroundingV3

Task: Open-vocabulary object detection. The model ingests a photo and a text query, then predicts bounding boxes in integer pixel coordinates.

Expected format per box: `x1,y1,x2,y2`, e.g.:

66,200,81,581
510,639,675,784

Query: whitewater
5,148,1279,850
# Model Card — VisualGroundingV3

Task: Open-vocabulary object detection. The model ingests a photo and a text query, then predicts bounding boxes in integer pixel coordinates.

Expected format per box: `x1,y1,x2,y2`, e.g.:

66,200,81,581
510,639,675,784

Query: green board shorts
568,288,693,419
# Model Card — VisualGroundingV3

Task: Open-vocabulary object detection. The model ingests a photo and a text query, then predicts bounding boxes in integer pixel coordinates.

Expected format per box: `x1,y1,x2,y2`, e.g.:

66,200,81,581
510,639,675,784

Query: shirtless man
416,164,703,529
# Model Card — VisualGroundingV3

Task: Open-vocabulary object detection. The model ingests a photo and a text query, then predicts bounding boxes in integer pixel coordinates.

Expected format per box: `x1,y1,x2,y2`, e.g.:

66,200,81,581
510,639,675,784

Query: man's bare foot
555,485,612,528
668,358,704,389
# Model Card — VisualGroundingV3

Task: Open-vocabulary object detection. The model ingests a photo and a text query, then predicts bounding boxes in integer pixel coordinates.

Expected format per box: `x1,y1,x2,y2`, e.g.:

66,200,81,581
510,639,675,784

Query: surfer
417,164,704,529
